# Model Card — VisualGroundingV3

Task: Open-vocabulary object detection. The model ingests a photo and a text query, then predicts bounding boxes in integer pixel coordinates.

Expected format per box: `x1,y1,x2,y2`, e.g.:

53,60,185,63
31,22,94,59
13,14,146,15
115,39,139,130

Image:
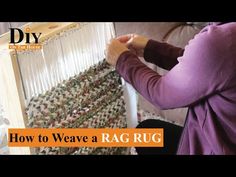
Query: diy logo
9,28,42,50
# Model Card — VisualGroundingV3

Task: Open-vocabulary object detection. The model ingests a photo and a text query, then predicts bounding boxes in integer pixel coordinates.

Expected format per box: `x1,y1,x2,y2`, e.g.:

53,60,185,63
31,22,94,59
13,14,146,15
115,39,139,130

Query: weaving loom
0,22,138,154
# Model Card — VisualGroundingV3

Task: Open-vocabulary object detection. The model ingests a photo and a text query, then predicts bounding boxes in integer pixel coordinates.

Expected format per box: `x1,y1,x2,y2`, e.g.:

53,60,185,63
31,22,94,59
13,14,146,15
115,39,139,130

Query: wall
0,22,27,35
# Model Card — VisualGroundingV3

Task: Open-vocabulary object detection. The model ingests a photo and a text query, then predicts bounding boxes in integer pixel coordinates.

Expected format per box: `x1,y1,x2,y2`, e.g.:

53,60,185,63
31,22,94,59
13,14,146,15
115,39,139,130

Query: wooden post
0,50,30,154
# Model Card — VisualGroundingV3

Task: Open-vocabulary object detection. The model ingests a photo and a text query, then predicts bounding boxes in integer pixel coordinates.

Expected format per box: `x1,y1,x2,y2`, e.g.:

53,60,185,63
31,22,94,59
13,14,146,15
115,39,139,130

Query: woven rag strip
26,60,128,155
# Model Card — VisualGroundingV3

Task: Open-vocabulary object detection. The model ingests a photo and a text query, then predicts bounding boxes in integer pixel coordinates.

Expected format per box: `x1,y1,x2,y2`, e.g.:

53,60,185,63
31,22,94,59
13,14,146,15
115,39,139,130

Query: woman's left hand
105,39,129,66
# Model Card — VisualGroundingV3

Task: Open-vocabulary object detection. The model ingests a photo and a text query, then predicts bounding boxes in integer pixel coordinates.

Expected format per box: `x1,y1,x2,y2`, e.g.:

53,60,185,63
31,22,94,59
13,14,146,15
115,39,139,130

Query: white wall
0,22,27,35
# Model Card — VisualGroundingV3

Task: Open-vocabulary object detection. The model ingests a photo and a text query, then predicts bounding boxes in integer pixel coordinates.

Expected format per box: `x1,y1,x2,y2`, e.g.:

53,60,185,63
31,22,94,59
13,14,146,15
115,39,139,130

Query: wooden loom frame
0,22,138,155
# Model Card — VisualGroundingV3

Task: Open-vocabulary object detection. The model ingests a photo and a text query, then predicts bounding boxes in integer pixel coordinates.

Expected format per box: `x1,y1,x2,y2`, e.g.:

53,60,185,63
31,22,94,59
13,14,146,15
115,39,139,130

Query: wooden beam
0,50,30,154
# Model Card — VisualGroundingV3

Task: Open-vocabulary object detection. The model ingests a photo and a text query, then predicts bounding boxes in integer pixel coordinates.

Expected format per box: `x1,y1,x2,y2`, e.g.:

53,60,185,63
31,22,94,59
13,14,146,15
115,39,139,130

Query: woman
105,22,236,155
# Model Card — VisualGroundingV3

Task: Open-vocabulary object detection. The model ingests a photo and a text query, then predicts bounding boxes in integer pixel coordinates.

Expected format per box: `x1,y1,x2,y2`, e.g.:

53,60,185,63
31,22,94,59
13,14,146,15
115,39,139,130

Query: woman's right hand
116,34,149,57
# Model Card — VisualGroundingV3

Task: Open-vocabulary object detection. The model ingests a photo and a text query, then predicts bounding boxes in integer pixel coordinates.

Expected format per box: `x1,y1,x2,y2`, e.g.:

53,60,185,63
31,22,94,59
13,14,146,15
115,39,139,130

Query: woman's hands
105,39,129,66
117,34,149,57
105,34,149,66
